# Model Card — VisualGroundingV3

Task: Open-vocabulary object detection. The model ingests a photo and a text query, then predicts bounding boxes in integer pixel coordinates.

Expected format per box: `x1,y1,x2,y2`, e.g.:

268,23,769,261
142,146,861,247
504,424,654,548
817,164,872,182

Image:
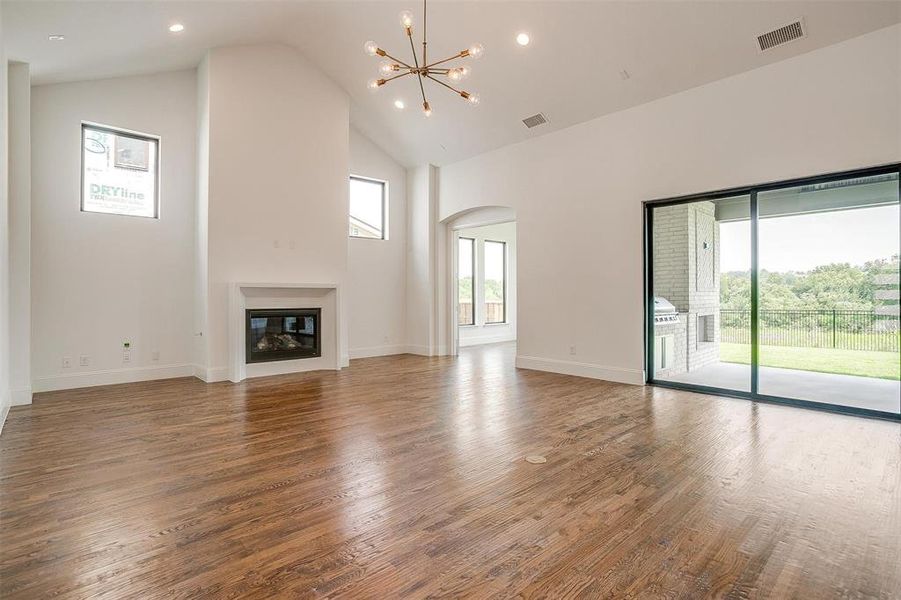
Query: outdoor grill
654,297,680,324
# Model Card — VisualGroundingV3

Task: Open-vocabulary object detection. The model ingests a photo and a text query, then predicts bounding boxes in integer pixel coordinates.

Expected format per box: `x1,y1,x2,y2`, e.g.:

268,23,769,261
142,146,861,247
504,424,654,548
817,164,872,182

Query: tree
720,257,899,311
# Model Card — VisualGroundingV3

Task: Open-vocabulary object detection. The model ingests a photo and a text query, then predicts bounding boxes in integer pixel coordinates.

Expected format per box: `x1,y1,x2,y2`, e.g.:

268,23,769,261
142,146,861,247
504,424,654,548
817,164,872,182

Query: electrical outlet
79,355,90,367
123,341,132,364
151,351,160,362
569,345,577,356
62,357,72,369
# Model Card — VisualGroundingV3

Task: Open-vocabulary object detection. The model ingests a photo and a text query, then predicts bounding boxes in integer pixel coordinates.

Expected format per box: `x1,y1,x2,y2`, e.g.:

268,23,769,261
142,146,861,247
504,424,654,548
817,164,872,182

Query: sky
349,178,383,229
484,241,505,281
720,204,900,272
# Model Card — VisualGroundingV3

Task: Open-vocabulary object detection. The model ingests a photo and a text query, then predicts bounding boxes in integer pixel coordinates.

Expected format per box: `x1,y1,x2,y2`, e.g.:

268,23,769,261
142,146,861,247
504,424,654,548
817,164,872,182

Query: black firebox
246,308,321,364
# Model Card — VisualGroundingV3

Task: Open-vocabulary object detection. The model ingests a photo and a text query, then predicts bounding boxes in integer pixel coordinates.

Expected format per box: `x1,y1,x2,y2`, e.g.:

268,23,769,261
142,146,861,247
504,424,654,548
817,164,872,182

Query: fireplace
245,308,321,364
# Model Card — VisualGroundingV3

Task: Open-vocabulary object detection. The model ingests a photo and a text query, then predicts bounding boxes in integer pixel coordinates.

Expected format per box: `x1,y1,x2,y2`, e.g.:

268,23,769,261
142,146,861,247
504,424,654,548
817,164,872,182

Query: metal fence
720,309,899,352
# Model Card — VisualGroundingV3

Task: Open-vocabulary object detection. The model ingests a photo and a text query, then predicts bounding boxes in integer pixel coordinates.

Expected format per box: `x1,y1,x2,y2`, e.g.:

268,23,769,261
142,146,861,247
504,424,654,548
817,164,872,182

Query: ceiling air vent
757,19,806,52
522,113,548,129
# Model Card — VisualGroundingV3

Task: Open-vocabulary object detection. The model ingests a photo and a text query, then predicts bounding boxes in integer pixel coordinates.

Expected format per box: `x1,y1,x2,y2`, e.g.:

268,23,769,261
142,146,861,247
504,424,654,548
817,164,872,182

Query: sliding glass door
647,165,900,419
649,195,752,393
757,173,900,413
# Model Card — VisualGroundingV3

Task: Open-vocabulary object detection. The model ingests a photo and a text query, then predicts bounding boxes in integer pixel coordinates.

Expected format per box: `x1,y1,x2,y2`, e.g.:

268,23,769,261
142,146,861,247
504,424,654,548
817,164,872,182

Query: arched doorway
441,206,516,356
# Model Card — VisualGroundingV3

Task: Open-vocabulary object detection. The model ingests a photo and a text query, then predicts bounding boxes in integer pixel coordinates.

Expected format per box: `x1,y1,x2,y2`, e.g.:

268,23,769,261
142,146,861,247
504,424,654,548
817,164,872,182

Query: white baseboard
459,333,516,347
193,365,228,383
0,389,9,436
403,344,451,356
11,388,32,406
349,344,408,359
33,364,195,393
515,355,645,386
404,344,432,356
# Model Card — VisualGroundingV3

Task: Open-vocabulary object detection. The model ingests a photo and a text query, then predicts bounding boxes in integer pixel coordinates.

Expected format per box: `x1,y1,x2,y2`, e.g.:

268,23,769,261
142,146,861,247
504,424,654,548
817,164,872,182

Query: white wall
405,165,436,355
193,55,210,378
199,44,349,378
457,221,517,347
439,25,901,385
348,128,407,358
30,70,198,391
8,62,31,405
0,1,10,431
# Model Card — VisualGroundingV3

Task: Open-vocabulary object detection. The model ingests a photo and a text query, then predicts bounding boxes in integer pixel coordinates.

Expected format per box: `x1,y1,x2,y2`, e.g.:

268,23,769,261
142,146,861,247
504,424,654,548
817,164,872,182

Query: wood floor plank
1,343,899,598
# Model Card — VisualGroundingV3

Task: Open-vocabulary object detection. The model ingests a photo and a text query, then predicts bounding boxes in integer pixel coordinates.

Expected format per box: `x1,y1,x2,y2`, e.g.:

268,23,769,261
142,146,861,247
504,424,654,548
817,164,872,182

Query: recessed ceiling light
516,32,530,46
393,99,405,110
168,23,185,33
48,34,65,41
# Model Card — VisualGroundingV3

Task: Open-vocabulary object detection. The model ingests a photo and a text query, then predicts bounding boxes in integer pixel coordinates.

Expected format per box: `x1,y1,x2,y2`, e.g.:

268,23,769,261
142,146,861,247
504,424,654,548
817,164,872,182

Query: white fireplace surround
228,283,344,383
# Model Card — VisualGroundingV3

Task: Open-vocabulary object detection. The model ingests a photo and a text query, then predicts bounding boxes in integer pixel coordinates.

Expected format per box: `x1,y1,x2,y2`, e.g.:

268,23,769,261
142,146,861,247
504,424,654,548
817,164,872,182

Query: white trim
349,344,408,359
32,364,195,393
406,343,451,356
0,389,10,436
228,282,344,383
450,216,515,231
11,388,32,406
193,364,228,383
404,344,432,356
459,331,517,347
0,404,9,437
515,355,645,386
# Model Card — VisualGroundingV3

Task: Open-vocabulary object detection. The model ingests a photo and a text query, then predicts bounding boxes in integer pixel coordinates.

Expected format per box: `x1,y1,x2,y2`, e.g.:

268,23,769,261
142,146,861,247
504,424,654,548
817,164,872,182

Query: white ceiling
5,1,900,166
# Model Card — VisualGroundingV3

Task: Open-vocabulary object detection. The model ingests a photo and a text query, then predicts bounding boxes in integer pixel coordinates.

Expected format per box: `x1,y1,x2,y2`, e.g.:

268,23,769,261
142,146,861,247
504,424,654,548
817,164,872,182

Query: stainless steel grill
654,297,679,324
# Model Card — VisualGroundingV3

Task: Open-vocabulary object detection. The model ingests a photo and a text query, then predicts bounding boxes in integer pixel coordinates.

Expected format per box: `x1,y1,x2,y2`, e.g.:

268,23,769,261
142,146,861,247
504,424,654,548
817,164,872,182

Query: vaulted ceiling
5,1,900,166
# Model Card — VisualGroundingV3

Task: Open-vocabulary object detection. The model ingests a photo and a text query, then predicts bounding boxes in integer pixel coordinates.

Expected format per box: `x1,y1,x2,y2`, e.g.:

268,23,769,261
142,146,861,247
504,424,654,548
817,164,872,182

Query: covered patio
666,362,900,414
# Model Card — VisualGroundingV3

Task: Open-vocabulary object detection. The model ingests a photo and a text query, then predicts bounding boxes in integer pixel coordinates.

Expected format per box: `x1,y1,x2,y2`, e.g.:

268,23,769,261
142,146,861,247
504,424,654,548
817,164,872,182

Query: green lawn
720,343,900,380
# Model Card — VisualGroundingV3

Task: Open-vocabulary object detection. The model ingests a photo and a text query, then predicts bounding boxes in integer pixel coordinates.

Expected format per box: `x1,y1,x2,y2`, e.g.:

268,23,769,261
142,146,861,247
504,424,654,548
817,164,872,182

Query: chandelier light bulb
423,101,432,117
399,10,415,29
363,40,379,56
467,93,480,105
448,66,471,81
379,61,396,75
468,43,484,59
368,78,383,91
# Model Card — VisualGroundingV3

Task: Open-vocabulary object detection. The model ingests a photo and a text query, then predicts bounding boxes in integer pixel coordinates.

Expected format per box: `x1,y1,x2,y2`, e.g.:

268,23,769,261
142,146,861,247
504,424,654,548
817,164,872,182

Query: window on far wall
484,240,506,324
81,122,159,218
349,176,387,239
458,237,475,326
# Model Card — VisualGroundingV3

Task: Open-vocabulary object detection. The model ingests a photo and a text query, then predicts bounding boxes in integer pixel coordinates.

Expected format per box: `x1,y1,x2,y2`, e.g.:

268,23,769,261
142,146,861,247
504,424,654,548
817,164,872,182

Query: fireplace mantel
228,282,345,382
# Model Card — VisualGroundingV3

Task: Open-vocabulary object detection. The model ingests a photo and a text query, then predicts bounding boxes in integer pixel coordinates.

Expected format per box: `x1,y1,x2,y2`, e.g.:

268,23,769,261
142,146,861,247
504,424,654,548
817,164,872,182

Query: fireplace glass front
246,308,321,363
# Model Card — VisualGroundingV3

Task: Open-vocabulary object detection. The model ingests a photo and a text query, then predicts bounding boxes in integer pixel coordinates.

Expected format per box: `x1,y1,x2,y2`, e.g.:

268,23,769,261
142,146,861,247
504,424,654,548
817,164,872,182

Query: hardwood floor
2,343,900,599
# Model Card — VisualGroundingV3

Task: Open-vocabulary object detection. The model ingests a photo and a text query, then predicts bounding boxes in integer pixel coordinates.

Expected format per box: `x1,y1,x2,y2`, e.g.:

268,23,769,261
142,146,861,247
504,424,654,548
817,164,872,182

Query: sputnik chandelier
364,0,483,116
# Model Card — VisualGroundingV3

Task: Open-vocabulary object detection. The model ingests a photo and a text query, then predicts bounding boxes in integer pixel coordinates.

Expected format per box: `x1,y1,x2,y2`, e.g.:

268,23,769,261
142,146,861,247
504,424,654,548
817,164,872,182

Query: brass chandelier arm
422,0,427,68
382,52,412,70
407,28,428,105
423,52,466,70
425,74,465,96
382,71,414,85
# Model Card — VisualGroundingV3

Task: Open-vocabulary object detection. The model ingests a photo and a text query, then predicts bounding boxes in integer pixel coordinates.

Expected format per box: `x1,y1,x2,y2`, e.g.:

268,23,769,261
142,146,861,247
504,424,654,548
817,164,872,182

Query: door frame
643,162,901,421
